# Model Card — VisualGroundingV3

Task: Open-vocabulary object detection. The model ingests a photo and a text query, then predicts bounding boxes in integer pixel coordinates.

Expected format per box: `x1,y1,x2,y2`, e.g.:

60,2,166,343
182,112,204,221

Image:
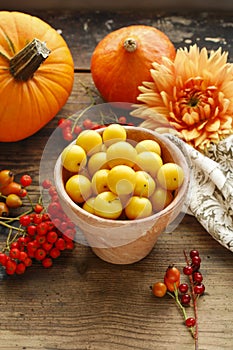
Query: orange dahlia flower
131,45,233,152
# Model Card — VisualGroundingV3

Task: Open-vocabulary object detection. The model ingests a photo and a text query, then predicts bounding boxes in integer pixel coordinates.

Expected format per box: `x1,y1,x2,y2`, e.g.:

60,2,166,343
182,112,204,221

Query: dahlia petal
203,104,211,118
206,119,220,132
137,93,162,107
197,120,208,131
181,128,201,141
194,130,209,147
182,111,200,126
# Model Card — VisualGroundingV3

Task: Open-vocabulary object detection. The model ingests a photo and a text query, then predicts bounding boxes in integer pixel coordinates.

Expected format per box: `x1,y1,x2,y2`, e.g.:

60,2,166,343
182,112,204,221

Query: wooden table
0,9,233,350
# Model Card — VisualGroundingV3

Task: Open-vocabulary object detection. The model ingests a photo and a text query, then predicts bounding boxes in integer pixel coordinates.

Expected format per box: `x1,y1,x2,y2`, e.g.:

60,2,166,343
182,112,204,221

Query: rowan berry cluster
0,171,75,276
151,250,205,349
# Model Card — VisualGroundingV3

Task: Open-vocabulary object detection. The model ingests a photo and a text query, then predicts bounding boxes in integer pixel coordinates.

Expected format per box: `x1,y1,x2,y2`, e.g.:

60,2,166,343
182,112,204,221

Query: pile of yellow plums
61,124,184,220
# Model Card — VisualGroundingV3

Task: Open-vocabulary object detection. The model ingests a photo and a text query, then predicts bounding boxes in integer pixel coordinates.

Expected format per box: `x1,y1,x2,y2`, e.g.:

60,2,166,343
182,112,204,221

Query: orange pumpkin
91,25,176,104
0,11,74,142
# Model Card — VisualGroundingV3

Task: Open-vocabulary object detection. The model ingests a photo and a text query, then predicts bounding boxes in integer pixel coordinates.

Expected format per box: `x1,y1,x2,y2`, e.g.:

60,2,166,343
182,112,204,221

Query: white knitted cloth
165,134,233,252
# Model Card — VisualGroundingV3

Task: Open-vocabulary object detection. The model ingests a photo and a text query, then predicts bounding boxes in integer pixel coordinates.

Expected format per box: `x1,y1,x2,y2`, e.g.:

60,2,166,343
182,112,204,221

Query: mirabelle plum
157,163,184,191
61,144,87,173
107,165,136,195
106,140,137,168
102,123,127,146
87,152,109,177
76,129,102,155
135,139,161,156
134,171,156,198
82,197,96,214
150,187,173,212
91,169,110,194
94,191,122,219
125,196,152,219
134,151,163,178
65,174,92,203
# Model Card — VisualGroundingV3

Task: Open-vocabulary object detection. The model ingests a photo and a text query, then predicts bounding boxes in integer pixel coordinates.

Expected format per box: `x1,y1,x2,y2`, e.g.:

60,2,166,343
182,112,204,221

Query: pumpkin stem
9,38,51,81
123,38,137,53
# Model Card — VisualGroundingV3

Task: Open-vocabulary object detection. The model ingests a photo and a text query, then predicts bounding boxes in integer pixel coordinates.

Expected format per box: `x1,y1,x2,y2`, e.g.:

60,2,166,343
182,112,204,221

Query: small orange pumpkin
91,25,176,104
0,11,74,142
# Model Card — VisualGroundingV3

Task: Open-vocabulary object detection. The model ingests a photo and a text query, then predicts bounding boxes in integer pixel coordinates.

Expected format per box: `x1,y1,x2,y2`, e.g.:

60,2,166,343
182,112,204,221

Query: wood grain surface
0,9,233,350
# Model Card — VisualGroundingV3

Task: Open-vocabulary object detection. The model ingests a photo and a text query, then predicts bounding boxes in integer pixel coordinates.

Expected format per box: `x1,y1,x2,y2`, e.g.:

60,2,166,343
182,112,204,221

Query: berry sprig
0,171,75,276
58,110,132,142
151,249,205,350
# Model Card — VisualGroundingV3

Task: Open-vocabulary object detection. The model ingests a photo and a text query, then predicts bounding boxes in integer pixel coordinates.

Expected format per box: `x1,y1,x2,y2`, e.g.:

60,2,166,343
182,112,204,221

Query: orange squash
91,25,176,104
0,11,74,142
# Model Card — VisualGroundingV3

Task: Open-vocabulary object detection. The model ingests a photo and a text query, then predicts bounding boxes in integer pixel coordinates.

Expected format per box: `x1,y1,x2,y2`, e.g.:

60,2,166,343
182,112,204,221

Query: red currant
83,118,93,129
193,271,203,283
118,116,127,124
178,283,189,294
192,255,201,266
190,249,199,259
62,127,74,141
73,125,83,135
180,294,191,305
183,265,193,275
58,118,66,128
194,283,205,295
185,317,196,328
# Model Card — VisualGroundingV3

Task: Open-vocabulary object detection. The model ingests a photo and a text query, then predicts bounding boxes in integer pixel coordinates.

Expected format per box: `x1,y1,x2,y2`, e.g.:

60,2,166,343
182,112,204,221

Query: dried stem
184,250,199,350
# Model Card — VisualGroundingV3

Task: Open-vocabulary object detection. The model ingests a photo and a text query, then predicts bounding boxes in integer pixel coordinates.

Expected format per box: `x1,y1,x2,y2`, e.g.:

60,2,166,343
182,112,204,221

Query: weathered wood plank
24,10,233,69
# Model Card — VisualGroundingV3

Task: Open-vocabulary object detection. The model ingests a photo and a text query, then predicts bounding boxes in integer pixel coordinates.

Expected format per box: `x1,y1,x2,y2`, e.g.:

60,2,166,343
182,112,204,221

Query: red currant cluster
58,114,131,141
151,250,205,348
0,172,75,276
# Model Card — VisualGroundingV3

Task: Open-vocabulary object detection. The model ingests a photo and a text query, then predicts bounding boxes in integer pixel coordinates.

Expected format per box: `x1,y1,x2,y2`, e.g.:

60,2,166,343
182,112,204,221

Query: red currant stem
79,79,100,103
168,286,196,339
71,102,95,132
183,250,199,350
